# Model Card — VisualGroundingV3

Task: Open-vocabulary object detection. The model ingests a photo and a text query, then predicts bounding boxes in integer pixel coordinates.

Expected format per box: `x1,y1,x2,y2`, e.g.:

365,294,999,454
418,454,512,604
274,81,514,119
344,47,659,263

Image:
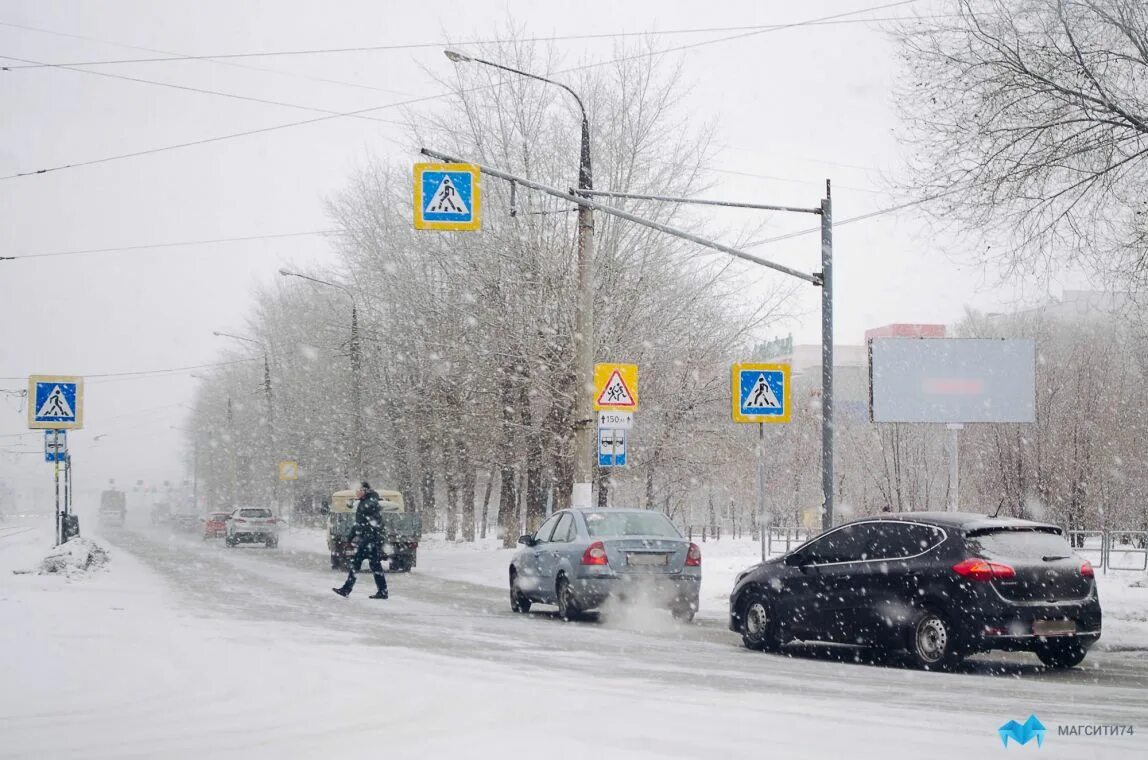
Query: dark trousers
340,539,388,595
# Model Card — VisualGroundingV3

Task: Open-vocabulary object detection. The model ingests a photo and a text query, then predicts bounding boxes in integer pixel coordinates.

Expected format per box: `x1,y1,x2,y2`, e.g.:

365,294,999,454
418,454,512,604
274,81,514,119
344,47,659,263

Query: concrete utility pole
445,49,596,509
278,269,364,479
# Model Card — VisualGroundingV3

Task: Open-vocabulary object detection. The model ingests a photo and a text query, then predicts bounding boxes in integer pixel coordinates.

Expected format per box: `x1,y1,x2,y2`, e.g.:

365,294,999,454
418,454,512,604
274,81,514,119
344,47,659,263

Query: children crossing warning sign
731,363,790,423
27,375,84,430
413,163,481,231
593,363,638,412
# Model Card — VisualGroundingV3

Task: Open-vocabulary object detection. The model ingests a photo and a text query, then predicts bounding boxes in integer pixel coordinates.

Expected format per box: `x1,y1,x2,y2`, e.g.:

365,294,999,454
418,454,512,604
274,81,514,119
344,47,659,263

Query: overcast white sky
0,0,1088,503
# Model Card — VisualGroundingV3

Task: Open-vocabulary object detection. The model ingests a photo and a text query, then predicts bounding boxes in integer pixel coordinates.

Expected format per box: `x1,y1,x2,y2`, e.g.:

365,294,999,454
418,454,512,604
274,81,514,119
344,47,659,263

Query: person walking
332,481,389,600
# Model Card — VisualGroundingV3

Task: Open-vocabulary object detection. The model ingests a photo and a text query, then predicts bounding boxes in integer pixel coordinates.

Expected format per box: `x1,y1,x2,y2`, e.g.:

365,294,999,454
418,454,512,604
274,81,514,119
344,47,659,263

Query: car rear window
965,528,1073,560
239,508,273,518
583,512,680,538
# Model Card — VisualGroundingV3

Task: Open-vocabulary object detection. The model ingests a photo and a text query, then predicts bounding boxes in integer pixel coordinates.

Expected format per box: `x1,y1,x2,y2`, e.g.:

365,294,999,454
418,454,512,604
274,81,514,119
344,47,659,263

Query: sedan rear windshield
583,512,680,538
238,508,273,518
965,528,1073,560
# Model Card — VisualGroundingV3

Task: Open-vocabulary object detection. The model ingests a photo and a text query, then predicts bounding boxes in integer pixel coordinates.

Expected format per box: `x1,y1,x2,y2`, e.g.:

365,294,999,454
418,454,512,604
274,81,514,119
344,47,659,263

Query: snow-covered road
3,517,1147,759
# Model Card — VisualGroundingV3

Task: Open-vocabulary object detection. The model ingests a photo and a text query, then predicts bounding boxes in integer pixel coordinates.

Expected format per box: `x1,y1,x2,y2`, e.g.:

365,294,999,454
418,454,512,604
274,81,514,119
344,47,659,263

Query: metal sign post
758,423,767,562
947,423,963,511
730,363,791,560
53,431,62,545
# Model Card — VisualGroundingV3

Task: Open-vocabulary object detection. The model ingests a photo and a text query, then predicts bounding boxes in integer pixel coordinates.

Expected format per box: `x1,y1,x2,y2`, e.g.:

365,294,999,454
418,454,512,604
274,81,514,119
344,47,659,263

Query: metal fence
680,524,812,561
1066,530,1148,573
766,527,812,557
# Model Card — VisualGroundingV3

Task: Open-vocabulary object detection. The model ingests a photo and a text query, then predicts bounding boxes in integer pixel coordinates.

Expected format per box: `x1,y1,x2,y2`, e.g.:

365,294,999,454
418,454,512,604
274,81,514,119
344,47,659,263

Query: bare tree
188,36,800,544
894,0,1148,284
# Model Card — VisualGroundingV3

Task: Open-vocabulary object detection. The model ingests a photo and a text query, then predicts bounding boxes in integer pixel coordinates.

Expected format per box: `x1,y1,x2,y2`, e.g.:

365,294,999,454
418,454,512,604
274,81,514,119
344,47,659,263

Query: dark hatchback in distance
729,513,1101,670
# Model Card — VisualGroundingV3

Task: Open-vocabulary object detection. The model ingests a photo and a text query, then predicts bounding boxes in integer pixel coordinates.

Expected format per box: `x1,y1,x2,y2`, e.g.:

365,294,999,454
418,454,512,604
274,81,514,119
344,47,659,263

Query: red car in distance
203,512,230,540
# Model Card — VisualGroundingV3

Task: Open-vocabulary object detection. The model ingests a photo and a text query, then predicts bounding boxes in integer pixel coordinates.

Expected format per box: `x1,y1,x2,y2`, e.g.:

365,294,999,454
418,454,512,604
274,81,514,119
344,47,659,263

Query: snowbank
37,536,109,577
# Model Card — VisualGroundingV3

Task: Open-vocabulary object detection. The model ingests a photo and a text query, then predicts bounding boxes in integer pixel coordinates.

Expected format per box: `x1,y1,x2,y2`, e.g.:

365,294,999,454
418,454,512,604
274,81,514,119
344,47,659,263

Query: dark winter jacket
353,489,384,543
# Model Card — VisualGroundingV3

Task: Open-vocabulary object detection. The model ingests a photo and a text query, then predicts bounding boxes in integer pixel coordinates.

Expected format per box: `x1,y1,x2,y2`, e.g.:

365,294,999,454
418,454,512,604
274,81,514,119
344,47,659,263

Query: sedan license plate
1033,619,1076,636
627,553,668,567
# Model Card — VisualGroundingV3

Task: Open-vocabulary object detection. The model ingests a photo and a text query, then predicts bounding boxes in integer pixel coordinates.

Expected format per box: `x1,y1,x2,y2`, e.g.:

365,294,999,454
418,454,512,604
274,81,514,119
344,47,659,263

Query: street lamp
278,268,363,479
190,372,238,508
170,425,200,514
214,330,276,508
212,331,273,432
444,49,596,508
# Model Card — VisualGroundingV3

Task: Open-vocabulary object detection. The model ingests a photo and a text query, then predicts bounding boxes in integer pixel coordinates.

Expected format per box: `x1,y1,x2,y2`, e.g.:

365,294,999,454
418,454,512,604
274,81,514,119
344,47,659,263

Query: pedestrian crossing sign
413,163,481,231
28,375,84,430
731,363,790,423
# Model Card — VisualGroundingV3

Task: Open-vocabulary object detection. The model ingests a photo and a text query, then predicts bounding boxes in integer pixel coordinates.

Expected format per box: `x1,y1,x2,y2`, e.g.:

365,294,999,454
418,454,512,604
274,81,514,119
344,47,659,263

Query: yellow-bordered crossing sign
413,163,481,231
28,375,84,430
731,363,790,423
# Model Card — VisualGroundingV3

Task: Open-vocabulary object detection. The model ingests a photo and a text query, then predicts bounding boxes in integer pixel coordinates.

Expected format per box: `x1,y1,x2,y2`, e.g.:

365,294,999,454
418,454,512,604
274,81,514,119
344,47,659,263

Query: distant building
983,290,1130,325
864,323,947,340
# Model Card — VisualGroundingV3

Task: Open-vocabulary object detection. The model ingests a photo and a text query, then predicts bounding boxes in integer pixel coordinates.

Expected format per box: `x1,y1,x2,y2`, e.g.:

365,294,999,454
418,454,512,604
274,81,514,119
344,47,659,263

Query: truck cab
98,489,126,527
326,489,422,572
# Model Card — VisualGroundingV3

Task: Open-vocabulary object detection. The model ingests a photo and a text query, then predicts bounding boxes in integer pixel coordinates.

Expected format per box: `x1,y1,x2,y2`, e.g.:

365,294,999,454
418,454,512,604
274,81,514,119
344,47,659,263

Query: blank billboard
869,338,1035,424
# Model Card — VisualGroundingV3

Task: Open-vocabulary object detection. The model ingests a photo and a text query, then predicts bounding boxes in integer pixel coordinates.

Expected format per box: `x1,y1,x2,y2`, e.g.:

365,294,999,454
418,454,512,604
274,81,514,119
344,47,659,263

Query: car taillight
685,543,702,567
581,541,608,566
952,558,1015,582
1081,561,1094,578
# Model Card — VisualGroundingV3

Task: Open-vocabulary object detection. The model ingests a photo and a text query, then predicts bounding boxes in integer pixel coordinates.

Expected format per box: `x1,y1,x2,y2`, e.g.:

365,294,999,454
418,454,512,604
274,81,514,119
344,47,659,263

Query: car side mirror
517,534,535,547
783,552,805,567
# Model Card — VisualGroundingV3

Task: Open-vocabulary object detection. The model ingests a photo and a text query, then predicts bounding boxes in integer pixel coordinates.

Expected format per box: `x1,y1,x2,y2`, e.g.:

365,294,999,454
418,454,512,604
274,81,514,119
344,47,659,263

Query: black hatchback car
729,513,1101,670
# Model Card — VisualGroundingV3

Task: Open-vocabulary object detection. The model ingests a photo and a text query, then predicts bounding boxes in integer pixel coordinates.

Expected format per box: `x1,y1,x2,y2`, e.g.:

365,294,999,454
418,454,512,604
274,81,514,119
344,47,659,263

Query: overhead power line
0,87,444,181
0,0,919,182
5,194,947,265
743,191,955,248
0,54,408,127
4,229,342,260
0,358,257,382
0,19,413,97
1,9,936,69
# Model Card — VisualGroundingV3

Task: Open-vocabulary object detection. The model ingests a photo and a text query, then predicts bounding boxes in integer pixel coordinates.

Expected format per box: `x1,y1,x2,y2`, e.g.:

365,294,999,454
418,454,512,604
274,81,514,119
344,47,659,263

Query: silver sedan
509,508,701,622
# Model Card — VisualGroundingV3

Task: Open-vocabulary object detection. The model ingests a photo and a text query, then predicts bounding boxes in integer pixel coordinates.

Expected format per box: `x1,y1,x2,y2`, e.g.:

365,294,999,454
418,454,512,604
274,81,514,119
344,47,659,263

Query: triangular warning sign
425,175,469,215
743,374,780,409
37,385,75,419
597,370,635,407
